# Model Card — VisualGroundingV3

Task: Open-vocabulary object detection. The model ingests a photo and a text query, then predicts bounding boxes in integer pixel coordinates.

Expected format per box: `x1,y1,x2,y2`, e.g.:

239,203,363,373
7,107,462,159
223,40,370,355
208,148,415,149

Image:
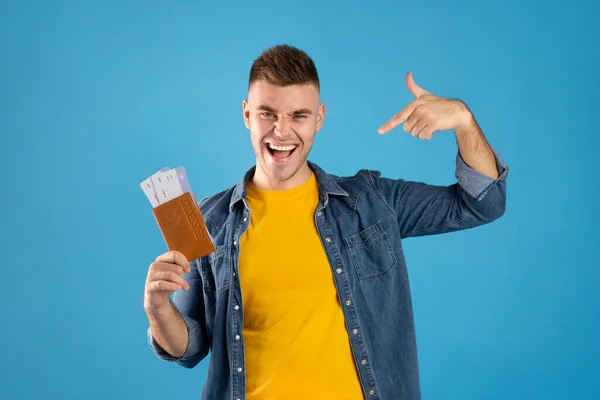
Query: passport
141,166,216,261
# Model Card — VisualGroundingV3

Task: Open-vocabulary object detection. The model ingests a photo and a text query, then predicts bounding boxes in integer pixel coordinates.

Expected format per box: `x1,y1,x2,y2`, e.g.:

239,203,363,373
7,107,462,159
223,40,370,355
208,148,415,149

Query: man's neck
251,162,312,191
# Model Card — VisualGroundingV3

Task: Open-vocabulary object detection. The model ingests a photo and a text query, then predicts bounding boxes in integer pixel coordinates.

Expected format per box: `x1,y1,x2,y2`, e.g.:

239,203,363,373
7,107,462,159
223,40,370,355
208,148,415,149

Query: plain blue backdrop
1,0,598,399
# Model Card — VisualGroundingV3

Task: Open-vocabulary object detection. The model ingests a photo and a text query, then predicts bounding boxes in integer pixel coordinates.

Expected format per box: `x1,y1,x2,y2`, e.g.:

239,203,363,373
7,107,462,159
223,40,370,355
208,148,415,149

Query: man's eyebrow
291,108,313,115
257,104,276,113
256,104,313,116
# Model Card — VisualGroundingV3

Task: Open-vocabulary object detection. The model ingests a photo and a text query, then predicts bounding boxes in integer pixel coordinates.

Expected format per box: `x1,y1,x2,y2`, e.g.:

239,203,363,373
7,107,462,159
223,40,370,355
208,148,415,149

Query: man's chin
257,158,308,186
266,165,298,182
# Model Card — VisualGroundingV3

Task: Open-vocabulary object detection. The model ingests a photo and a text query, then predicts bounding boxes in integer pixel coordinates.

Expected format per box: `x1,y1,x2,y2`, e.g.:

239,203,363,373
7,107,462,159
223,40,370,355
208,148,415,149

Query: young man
144,44,508,400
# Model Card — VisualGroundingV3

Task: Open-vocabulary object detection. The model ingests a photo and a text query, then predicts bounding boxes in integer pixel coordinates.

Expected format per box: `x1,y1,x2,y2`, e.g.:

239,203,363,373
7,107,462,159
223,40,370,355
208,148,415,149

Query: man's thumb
406,72,429,98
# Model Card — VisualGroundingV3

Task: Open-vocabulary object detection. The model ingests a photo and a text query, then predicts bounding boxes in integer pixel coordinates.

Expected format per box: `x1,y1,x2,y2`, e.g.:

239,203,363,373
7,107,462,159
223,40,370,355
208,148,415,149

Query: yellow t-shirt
238,172,364,399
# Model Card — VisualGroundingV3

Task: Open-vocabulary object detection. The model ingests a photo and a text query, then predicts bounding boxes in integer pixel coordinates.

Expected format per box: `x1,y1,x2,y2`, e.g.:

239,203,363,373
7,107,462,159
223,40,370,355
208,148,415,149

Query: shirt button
336,268,342,274
369,389,375,396
353,328,358,334
237,367,243,372
236,335,240,340
234,305,240,310
325,237,332,243
346,300,351,306
361,359,367,365
317,211,322,216
233,240,237,246
243,217,247,222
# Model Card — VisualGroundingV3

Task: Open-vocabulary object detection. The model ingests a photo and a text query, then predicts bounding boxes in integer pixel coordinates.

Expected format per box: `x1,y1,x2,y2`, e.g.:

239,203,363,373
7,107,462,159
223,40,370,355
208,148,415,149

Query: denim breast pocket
201,245,231,293
345,221,397,282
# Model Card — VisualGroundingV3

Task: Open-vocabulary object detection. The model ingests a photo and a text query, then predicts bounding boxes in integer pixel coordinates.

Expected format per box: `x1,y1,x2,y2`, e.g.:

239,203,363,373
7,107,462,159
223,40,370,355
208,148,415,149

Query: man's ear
315,103,326,132
242,99,250,129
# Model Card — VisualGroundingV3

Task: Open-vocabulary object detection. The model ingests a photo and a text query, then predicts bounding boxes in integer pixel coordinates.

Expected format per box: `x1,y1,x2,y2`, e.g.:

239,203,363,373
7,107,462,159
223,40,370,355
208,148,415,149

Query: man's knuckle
163,271,174,281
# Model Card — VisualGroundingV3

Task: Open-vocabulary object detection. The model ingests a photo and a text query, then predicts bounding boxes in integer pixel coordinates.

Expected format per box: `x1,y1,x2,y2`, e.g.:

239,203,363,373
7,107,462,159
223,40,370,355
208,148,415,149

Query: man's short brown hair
248,44,320,91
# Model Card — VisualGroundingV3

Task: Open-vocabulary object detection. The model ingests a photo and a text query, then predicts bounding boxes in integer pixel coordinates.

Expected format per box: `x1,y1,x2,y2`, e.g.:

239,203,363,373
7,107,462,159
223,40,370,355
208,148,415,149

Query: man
144,44,508,400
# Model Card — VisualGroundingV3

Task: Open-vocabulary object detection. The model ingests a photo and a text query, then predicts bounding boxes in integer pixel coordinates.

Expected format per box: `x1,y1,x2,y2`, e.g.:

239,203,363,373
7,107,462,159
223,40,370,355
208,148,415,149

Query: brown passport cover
151,191,216,261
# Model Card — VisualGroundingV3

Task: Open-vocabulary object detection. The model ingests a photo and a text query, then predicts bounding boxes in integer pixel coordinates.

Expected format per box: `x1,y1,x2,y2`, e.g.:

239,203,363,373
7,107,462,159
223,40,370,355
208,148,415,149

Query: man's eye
294,114,306,119
261,112,274,117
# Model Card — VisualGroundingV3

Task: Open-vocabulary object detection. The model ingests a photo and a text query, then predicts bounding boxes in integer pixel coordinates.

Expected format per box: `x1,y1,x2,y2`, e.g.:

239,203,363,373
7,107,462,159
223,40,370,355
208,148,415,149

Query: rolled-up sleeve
147,312,206,366
455,147,509,201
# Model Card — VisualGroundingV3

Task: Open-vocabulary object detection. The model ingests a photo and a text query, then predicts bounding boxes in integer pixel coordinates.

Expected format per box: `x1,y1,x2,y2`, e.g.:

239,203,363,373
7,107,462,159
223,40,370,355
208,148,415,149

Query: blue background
1,0,598,399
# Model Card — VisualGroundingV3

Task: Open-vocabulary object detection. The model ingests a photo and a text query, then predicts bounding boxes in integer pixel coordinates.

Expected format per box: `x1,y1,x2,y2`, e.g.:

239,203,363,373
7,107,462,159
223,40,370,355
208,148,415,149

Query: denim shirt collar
229,160,349,211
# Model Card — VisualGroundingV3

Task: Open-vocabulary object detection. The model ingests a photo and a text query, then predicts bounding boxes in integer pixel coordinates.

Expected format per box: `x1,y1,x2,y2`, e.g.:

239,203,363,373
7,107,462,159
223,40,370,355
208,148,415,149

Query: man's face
242,80,325,189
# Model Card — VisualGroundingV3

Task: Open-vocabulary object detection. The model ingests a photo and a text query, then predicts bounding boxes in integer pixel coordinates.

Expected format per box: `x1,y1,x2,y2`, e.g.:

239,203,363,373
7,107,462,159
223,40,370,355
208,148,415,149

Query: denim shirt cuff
455,147,508,201
147,313,201,361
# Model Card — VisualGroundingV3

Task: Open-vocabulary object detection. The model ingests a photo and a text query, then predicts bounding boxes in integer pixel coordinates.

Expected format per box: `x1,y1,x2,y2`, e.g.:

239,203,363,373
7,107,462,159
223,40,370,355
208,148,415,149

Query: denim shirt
148,149,509,400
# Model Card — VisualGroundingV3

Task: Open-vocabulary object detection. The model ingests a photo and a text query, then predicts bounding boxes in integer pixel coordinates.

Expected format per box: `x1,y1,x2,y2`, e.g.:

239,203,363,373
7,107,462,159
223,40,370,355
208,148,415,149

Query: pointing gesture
377,72,474,140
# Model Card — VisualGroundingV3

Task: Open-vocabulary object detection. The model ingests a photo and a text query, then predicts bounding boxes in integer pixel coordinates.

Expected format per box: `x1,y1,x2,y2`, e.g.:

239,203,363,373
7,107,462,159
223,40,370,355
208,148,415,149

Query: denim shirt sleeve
147,259,209,369
455,147,508,201
369,147,508,238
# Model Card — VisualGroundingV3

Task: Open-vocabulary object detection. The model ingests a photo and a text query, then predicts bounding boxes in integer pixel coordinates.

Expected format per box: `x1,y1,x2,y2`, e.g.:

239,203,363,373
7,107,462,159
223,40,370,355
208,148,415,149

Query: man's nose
273,116,292,138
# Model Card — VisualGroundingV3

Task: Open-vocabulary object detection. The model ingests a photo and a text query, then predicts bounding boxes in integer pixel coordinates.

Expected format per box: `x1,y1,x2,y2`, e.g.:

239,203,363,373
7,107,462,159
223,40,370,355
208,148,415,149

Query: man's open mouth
266,143,298,160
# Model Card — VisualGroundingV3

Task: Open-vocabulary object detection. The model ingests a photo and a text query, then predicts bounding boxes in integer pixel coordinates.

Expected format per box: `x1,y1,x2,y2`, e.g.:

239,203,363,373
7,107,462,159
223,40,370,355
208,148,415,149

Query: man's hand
144,251,191,313
377,72,474,140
